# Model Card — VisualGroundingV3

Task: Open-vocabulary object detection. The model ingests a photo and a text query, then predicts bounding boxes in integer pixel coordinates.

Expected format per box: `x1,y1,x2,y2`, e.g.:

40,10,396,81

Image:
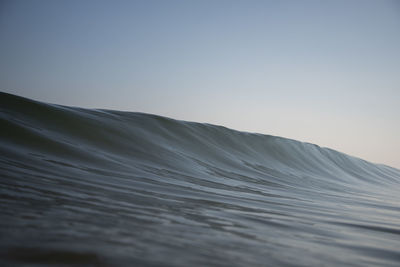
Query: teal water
1,92,400,266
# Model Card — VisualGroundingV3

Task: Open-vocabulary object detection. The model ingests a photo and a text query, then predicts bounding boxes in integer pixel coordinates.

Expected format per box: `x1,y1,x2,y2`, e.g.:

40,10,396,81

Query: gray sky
1,0,399,168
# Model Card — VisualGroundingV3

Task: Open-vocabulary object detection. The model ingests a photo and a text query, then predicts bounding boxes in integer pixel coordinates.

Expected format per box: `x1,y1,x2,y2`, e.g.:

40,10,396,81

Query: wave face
1,92,400,266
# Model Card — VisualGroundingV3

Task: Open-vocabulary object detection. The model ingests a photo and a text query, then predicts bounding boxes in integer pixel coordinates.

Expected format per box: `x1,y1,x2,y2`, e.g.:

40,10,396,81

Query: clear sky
1,0,399,168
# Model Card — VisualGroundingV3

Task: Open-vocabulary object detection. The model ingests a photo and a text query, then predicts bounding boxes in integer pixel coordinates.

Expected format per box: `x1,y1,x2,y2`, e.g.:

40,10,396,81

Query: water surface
1,92,400,266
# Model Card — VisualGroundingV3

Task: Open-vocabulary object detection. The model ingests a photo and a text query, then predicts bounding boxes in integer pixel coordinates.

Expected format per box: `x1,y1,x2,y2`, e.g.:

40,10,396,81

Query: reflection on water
1,92,400,266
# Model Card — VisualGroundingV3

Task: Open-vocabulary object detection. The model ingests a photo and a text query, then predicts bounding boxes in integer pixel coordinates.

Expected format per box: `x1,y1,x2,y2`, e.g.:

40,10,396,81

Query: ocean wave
1,92,399,266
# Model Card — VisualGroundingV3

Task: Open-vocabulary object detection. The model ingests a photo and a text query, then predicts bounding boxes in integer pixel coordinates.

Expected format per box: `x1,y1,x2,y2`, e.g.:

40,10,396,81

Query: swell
1,92,400,266
1,92,399,190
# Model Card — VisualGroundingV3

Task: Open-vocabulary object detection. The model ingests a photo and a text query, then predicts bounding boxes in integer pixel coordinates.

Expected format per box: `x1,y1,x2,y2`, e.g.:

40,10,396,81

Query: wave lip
1,92,400,266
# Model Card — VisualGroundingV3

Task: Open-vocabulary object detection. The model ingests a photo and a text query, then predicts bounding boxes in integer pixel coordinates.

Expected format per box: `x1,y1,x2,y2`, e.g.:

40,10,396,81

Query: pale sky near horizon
1,0,400,168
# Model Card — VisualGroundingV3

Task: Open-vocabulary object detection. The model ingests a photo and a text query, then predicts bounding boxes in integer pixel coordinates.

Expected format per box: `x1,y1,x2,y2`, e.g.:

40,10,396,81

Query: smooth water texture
1,92,400,266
